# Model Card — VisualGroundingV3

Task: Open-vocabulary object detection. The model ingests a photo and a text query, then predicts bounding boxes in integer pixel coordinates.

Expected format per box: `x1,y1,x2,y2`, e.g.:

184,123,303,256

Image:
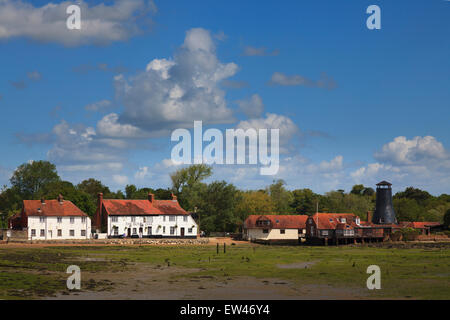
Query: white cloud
27,71,42,81
0,0,156,46
242,46,279,56
236,94,264,118
96,113,150,138
134,166,151,180
374,136,448,165
84,99,112,112
114,28,238,135
270,72,336,89
236,113,299,153
351,136,450,194
113,174,129,186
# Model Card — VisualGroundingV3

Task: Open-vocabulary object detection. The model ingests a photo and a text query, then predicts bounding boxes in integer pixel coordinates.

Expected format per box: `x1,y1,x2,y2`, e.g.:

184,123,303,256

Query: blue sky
0,0,449,194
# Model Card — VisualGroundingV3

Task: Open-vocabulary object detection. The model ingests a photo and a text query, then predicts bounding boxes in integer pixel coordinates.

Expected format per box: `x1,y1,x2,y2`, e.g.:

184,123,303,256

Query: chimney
171,193,177,201
57,194,64,204
41,198,46,205
148,193,155,203
367,211,372,223
95,193,104,231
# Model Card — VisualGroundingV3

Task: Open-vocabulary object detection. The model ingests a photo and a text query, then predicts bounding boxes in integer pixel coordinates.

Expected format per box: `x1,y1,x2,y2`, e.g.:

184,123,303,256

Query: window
113,228,118,236
81,217,86,223
40,229,45,237
111,216,118,222
70,217,74,224
169,216,175,222
132,228,137,235
263,229,269,234
322,230,329,236
183,216,188,222
170,226,175,235
163,226,166,234
57,229,62,237
280,229,286,234
31,229,36,237
57,217,62,223
131,217,136,223
188,228,193,234
69,230,74,237
81,230,86,237
163,216,166,222
341,218,346,223
40,217,45,223
148,227,152,235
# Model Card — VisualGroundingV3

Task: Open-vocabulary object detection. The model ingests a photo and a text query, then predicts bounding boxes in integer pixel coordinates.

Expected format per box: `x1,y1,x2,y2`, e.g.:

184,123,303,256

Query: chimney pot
57,194,64,203
41,198,45,205
171,193,177,201
148,193,155,203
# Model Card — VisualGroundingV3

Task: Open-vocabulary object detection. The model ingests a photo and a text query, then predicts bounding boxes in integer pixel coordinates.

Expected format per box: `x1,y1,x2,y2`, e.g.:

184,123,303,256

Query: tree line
1,161,449,232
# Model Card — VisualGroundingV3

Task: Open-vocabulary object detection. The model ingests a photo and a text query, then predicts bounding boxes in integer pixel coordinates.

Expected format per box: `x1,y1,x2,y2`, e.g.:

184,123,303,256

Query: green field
0,243,449,299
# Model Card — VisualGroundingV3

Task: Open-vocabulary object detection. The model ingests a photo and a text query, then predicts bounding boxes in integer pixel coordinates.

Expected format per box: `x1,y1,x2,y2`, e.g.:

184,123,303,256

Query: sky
0,0,449,195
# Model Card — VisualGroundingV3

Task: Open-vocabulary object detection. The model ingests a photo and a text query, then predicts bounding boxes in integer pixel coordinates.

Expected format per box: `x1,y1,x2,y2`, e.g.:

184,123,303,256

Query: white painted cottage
93,193,198,238
9,195,91,240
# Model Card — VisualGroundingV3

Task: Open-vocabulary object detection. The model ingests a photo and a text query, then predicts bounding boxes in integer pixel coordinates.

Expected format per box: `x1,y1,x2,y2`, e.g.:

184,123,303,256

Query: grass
0,244,449,299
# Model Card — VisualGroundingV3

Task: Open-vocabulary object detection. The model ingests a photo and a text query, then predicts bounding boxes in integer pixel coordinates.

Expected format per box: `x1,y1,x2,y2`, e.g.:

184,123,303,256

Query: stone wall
24,237,210,245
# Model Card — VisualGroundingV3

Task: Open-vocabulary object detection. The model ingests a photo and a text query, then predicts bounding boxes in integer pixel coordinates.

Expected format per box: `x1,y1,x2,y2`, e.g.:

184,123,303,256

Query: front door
180,227,185,237
127,228,131,237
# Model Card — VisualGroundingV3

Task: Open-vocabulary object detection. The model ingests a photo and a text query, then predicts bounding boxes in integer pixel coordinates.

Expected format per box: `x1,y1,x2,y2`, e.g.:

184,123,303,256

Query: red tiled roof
244,215,308,229
102,199,188,216
401,221,442,229
23,200,88,217
309,213,359,229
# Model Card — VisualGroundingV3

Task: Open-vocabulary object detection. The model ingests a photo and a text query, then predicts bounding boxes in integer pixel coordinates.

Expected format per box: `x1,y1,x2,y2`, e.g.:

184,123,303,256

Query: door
148,226,152,236
127,228,131,237
180,227,185,237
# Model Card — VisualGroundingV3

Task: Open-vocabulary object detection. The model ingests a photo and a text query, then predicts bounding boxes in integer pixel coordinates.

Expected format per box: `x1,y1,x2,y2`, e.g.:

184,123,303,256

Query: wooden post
216,243,219,254
224,243,226,254
324,238,328,246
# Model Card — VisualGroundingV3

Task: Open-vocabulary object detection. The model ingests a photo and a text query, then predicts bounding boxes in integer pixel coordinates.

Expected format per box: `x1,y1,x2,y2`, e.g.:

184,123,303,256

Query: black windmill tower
372,181,397,224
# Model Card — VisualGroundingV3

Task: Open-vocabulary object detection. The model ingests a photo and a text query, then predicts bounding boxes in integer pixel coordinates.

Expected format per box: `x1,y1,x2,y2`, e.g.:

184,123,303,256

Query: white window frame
70,217,75,224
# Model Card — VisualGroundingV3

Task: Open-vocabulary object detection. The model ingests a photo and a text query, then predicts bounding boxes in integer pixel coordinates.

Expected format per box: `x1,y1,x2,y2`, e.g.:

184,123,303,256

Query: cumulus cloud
114,28,238,135
113,174,129,185
374,136,448,165
242,46,279,56
236,94,264,118
236,113,299,153
269,72,337,90
134,166,151,180
351,136,450,194
84,99,112,112
0,0,157,46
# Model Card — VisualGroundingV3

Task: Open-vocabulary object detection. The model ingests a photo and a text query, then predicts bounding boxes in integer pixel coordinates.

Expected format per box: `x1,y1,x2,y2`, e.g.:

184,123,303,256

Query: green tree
10,160,60,198
267,179,294,214
170,164,212,193
350,184,365,195
125,184,138,199
444,209,450,229
235,190,275,223
197,181,241,233
291,189,319,215
77,178,111,199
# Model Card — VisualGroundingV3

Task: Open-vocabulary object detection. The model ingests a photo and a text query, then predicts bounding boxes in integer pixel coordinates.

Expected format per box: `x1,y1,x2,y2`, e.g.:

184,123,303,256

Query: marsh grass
0,244,448,299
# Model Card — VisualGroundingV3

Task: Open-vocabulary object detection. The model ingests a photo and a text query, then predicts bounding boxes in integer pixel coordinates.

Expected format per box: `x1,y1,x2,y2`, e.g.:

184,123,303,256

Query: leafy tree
77,178,111,199
170,164,212,193
267,179,294,214
395,187,432,205
291,189,320,215
350,184,365,195
362,187,375,197
393,198,422,221
10,161,60,198
197,181,241,233
125,184,138,199
444,209,450,229
235,190,275,223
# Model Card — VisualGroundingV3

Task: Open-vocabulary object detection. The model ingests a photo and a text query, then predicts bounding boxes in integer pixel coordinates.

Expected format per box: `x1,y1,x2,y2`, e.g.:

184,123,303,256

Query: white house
243,215,308,244
93,193,198,238
9,195,91,240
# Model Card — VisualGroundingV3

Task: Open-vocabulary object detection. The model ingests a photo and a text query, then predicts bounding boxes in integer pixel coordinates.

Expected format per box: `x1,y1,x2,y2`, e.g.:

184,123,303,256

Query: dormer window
341,218,346,223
